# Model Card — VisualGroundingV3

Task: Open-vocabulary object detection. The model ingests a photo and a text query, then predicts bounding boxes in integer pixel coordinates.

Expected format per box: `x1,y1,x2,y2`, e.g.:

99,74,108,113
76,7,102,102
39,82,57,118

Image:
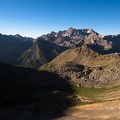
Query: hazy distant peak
50,31,56,35
15,34,22,38
68,27,75,30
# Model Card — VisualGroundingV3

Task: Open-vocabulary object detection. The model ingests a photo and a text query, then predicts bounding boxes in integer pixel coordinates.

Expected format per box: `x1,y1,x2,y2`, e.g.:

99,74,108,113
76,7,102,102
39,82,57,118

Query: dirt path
55,100,120,120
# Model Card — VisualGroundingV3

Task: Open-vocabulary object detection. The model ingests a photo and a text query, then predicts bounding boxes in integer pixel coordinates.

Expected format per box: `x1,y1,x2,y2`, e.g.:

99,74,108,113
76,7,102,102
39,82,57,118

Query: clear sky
0,0,120,38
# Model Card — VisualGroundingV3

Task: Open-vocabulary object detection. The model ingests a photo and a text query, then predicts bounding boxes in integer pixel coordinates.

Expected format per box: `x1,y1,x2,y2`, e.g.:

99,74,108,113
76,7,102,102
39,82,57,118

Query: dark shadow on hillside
88,35,120,54
104,35,120,53
0,62,76,120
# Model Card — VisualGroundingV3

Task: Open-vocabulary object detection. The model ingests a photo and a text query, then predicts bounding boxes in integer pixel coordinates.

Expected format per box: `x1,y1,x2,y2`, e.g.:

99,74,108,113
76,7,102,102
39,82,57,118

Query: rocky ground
49,61,120,88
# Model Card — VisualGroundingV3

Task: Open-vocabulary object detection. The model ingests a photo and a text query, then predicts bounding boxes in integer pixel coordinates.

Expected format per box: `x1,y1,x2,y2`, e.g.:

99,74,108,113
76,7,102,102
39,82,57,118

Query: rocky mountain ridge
40,45,120,88
0,27,120,69
38,27,113,53
21,27,120,68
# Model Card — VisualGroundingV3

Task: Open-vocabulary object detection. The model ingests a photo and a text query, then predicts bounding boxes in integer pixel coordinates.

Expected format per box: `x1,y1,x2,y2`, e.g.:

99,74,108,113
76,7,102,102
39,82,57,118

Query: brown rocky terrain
40,45,120,88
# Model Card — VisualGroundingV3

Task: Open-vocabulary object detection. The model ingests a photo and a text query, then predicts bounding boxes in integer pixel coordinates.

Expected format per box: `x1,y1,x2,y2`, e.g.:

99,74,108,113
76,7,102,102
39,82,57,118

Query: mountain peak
75,44,100,58
15,34,22,38
37,27,115,54
68,27,75,30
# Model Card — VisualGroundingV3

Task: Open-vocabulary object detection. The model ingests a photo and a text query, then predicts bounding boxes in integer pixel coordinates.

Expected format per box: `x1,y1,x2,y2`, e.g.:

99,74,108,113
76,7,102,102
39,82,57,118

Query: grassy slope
64,85,120,106
35,85,120,108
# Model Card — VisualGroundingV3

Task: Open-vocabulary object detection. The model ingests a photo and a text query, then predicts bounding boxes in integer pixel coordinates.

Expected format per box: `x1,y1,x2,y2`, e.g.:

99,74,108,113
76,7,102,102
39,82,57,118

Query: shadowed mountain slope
104,34,120,53
0,62,76,120
20,39,67,68
0,33,34,65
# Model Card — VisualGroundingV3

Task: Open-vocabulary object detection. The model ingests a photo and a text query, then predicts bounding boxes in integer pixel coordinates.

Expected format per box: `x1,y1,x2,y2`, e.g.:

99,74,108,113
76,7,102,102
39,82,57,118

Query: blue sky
0,0,120,38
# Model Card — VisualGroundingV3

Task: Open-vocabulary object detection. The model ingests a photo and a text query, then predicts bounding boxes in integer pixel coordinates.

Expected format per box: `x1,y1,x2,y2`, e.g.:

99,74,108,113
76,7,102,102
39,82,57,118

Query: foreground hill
40,45,120,88
0,60,120,120
1,65,120,120
54,99,120,120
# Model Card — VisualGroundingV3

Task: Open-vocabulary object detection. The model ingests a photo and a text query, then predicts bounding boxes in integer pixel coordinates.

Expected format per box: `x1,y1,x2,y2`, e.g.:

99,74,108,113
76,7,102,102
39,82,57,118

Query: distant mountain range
37,27,112,52
20,27,120,68
0,33,34,65
0,28,120,68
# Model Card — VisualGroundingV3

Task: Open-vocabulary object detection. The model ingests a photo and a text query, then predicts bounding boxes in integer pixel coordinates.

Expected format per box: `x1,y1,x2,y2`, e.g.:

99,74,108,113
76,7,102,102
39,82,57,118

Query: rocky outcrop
48,62,120,88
